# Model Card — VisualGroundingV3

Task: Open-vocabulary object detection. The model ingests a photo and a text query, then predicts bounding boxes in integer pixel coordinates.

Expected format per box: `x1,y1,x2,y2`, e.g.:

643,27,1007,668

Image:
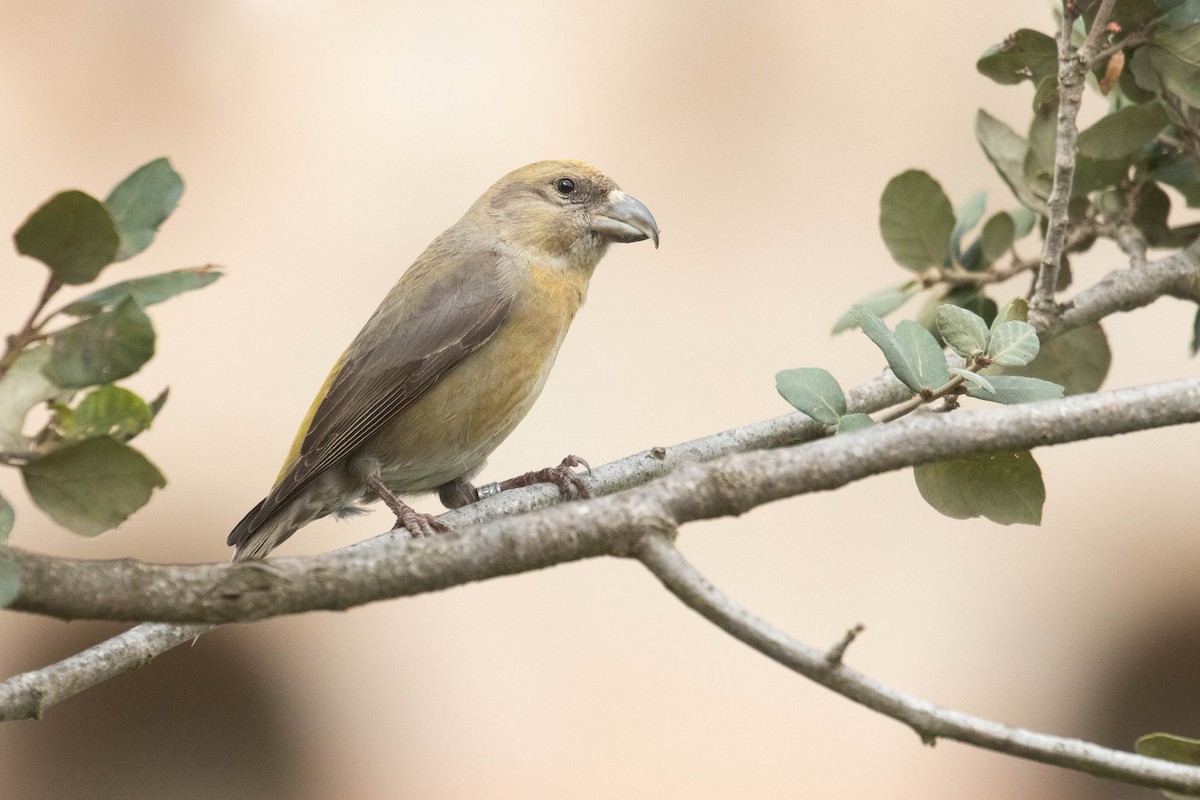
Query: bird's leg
365,474,450,537
493,455,595,501
437,477,479,509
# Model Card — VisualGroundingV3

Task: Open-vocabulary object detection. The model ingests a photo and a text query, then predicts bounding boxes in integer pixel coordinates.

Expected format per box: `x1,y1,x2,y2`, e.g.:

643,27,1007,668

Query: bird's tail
227,499,295,561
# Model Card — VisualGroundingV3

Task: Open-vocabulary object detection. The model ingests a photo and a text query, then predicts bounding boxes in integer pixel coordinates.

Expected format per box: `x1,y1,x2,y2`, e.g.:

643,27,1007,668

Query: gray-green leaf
1002,321,1111,394
21,436,166,536
832,283,920,334
896,320,951,390
854,305,924,394
775,368,846,426
967,375,1064,404
979,211,1016,266
836,413,875,434
0,492,13,543
1135,731,1200,800
1077,102,1169,160
976,29,1058,86
879,170,957,271
936,304,991,357
950,367,995,396
104,158,185,261
0,347,69,453
44,297,156,389
13,190,120,285
58,386,153,442
914,450,1045,525
976,110,1046,213
58,266,222,317
0,554,18,609
987,320,1040,366
950,191,987,263
991,297,1029,332
1148,25,1200,108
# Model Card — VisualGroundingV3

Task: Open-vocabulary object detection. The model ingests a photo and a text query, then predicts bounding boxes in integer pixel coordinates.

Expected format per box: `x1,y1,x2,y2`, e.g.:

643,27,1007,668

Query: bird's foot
366,475,451,537
497,455,593,500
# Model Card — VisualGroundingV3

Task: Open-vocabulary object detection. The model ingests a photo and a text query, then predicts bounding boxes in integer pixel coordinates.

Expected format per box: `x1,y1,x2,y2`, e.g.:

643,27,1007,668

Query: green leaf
991,297,1029,332
1147,26,1200,108
976,110,1046,212
895,320,951,390
979,211,1017,265
0,347,69,453
836,413,875,434
21,436,165,536
1023,101,1058,201
0,492,13,543
1129,44,1164,95
949,367,995,396
944,285,999,327
1003,322,1111,394
950,191,987,263
1073,154,1132,197
879,171,957,271
1133,181,1172,246
1149,150,1200,208
936,304,991,357
976,29,1058,86
1190,305,1199,356
0,554,18,609
1161,0,1200,29
1032,74,1058,111
13,190,120,285
104,158,184,261
1077,102,1169,160
775,368,846,426
148,387,169,418
1135,731,1200,800
988,321,1041,366
1165,222,1200,248
967,374,1064,404
58,266,222,317
43,297,156,389
58,386,153,442
853,305,924,394
832,283,920,333
914,450,1045,525
1009,206,1037,239
1085,0,1160,28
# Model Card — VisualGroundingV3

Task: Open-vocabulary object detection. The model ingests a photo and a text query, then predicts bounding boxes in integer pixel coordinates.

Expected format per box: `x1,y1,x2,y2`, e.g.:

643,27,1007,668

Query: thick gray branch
636,534,1200,796
6,378,1199,627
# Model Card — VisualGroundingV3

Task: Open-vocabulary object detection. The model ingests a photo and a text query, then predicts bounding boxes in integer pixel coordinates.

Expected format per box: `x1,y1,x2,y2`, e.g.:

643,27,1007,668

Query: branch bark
5,378,1199,626
635,534,1200,796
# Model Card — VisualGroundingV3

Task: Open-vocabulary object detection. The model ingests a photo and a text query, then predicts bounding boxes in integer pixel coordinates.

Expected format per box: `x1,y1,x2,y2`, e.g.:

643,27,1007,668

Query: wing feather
244,248,512,533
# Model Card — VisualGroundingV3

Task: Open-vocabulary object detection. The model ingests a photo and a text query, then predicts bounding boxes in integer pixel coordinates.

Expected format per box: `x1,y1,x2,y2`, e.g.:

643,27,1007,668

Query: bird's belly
360,299,573,493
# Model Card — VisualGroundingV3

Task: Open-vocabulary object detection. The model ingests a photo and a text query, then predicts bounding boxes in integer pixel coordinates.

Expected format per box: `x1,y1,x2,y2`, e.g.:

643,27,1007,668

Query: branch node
825,623,865,666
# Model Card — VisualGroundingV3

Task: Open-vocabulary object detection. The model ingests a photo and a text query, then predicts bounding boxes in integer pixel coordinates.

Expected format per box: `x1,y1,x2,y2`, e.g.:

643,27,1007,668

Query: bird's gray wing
235,249,512,540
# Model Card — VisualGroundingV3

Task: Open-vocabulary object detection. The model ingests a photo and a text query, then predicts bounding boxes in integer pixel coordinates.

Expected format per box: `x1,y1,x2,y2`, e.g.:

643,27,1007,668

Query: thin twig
1033,1,1120,317
635,533,1200,795
0,276,61,376
825,624,865,666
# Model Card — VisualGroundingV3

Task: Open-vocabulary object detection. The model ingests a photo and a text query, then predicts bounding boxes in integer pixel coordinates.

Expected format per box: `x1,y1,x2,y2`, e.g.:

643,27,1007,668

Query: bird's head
472,160,659,266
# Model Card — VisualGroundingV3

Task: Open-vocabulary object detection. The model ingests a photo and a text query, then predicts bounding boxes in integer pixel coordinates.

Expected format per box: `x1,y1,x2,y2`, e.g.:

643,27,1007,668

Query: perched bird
228,160,659,560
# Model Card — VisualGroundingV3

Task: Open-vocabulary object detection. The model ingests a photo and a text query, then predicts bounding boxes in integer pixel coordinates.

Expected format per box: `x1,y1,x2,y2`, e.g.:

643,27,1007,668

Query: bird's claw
395,508,451,538
498,454,592,500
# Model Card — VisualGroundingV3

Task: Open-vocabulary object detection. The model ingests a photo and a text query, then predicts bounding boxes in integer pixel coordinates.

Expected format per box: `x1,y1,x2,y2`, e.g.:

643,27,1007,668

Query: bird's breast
365,261,590,491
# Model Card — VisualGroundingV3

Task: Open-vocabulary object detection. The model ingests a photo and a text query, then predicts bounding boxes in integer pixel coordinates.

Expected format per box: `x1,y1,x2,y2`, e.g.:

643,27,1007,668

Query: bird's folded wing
245,251,513,533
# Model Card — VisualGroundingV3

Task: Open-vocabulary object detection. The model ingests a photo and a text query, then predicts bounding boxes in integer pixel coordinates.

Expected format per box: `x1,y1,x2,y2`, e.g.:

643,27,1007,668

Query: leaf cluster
0,159,220,584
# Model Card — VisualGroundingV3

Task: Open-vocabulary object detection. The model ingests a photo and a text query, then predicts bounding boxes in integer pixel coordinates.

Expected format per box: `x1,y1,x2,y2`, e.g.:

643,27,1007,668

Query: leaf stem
0,277,62,378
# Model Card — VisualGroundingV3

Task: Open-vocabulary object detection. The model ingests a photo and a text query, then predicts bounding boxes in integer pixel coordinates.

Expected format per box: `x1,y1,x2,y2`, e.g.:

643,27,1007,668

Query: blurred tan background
1,1,1199,798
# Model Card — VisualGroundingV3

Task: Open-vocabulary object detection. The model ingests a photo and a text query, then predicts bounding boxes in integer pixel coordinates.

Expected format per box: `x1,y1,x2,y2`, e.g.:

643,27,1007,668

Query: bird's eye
554,177,576,196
